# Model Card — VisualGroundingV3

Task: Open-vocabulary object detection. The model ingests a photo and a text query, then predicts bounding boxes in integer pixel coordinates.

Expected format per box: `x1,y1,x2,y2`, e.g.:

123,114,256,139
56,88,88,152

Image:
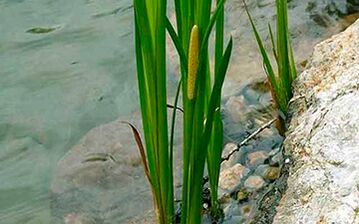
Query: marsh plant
132,0,232,223
243,0,297,117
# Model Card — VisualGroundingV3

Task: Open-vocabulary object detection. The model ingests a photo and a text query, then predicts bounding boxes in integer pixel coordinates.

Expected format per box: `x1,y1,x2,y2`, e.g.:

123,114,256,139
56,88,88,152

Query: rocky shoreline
272,18,359,224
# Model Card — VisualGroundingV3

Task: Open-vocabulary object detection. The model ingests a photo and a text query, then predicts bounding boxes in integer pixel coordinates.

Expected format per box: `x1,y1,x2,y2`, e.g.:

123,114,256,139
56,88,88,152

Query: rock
51,112,183,223
224,95,248,123
223,215,244,224
263,167,281,181
255,164,271,177
274,20,359,224
247,151,269,166
241,204,251,215
254,164,282,181
236,189,250,202
244,175,265,191
219,164,250,192
221,143,240,170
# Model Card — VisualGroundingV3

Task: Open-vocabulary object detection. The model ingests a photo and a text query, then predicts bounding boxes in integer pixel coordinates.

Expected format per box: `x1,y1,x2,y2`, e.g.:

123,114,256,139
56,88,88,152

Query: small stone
242,204,251,214
247,151,269,166
264,167,281,181
255,164,271,177
221,143,241,169
244,175,265,190
225,95,248,123
222,142,238,158
256,165,281,181
236,189,249,202
219,164,250,191
223,215,244,224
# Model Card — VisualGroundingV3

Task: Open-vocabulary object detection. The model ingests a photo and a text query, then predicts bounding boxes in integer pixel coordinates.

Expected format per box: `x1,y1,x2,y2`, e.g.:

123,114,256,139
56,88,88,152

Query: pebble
221,143,241,169
219,164,250,191
225,95,248,123
255,165,281,181
244,175,265,191
247,151,269,166
255,164,271,177
236,189,249,202
264,167,281,181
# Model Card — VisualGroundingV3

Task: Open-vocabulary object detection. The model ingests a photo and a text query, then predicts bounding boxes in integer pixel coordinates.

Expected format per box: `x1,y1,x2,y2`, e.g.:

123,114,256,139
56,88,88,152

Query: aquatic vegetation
133,0,232,223
243,0,297,116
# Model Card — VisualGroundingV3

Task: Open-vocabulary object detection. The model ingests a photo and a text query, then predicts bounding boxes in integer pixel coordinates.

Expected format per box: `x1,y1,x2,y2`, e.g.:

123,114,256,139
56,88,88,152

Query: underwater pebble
222,142,237,158
255,164,281,180
241,204,251,215
225,95,248,123
223,215,244,224
236,189,250,202
244,175,265,191
255,164,271,177
247,150,269,166
264,167,281,181
221,143,241,169
219,164,250,191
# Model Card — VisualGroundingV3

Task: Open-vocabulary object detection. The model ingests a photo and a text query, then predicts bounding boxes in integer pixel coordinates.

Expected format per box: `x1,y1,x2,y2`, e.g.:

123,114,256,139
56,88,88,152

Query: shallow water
0,0,137,223
0,0,358,223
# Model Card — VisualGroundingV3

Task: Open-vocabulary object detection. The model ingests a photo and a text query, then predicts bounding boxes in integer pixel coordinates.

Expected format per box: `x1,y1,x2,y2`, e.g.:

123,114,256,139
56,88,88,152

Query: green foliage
133,0,232,223
243,0,297,115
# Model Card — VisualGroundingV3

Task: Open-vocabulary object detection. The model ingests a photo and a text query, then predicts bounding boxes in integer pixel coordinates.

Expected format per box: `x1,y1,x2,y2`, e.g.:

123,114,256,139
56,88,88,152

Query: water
0,0,137,223
0,0,358,223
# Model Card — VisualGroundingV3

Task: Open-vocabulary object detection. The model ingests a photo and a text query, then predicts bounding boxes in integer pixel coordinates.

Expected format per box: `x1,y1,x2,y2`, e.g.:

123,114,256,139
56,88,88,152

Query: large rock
50,112,183,223
274,20,359,223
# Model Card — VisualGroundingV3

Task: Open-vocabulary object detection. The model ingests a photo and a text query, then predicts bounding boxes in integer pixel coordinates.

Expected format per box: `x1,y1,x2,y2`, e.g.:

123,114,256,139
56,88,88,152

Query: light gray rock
219,164,250,192
274,19,359,224
247,150,269,166
244,175,266,191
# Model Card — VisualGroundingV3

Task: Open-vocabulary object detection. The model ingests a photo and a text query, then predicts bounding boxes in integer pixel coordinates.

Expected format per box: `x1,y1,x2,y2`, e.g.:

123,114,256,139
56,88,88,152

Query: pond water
0,0,358,223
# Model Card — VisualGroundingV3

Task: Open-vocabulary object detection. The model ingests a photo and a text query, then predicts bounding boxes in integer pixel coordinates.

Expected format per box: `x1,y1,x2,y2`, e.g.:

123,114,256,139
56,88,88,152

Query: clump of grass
133,0,232,223
243,0,297,116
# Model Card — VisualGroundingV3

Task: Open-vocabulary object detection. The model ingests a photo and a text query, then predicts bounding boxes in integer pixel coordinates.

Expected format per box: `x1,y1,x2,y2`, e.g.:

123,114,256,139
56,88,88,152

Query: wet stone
247,151,269,166
219,164,250,192
225,95,248,123
264,167,281,181
236,189,250,202
255,164,271,177
221,143,241,170
241,204,251,215
223,215,245,224
244,175,266,191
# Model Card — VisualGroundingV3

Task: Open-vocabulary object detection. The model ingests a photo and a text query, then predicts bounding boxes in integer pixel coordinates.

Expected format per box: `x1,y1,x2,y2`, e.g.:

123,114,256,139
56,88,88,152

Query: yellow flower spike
187,25,199,100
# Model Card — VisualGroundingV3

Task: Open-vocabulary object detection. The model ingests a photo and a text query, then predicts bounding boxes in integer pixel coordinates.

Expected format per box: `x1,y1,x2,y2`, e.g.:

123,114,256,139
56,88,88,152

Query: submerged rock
247,151,269,167
50,112,183,224
244,175,266,191
274,19,359,224
219,164,250,192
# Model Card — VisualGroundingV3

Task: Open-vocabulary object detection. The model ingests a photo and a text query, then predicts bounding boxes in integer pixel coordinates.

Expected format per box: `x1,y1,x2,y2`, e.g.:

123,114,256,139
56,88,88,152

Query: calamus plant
132,0,232,223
